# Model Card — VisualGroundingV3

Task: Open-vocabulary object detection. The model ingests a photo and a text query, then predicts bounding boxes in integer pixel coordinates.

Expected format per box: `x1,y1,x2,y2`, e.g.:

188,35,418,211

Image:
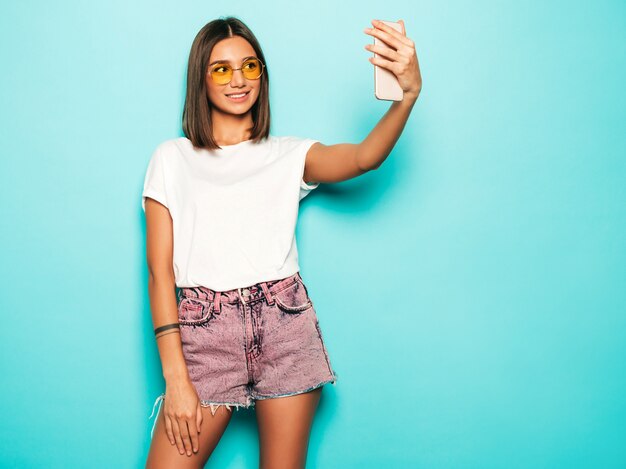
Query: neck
211,107,254,145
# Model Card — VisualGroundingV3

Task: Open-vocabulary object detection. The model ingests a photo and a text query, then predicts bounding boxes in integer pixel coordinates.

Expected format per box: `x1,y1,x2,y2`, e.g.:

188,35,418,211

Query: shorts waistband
177,272,303,310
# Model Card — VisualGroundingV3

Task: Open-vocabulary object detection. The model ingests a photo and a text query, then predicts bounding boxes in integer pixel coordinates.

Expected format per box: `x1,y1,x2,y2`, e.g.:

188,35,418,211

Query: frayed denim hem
148,374,338,436
148,393,165,439
251,375,338,401
199,399,254,416
148,392,254,438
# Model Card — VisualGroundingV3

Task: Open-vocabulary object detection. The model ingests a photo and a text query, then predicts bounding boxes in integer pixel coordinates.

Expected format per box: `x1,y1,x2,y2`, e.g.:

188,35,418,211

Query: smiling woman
182,20,271,150
143,16,338,469
142,13,421,469
203,42,267,132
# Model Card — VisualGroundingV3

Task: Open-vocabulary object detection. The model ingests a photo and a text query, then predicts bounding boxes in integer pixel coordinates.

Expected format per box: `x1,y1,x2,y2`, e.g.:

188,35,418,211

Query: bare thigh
145,405,234,469
256,387,323,469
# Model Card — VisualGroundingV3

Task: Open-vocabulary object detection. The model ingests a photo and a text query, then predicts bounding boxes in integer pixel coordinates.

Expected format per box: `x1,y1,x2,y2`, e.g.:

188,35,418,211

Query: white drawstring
148,393,165,439
237,287,247,304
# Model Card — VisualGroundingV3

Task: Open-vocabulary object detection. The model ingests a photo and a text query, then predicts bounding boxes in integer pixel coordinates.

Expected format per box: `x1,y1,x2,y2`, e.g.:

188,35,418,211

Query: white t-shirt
141,135,320,290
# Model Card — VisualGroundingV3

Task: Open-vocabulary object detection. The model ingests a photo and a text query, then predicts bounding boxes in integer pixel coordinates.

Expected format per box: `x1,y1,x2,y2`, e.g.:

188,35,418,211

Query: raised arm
303,19,422,184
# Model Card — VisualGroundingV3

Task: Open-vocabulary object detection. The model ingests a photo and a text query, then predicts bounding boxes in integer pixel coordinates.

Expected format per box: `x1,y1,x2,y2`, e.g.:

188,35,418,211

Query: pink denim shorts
148,272,338,434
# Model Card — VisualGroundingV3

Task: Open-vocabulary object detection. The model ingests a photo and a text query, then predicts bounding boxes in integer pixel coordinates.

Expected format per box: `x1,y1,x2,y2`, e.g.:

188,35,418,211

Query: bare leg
256,387,323,469
145,404,234,469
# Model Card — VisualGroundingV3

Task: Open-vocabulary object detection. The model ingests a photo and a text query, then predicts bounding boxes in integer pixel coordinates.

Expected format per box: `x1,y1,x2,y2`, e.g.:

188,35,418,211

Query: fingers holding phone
364,19,422,102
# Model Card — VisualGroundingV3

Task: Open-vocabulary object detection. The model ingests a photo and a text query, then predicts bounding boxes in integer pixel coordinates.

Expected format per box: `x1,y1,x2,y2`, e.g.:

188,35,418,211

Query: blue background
1,1,624,468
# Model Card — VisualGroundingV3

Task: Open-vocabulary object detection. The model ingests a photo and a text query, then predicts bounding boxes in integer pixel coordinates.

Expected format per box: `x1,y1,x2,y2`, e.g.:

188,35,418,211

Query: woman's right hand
162,378,203,456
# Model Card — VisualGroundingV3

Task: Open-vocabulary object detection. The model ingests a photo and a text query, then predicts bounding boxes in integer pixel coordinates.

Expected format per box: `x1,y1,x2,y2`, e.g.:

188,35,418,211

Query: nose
229,68,246,87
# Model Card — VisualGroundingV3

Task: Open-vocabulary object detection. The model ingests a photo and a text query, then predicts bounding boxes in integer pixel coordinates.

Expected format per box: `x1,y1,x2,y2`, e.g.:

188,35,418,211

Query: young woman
143,16,421,468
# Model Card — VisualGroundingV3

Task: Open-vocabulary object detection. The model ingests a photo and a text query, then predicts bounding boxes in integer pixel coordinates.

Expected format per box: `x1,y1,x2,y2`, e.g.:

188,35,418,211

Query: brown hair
182,17,271,150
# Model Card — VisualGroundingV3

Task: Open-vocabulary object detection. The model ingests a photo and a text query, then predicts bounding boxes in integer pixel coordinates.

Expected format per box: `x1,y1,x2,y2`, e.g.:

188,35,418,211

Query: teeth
227,92,248,98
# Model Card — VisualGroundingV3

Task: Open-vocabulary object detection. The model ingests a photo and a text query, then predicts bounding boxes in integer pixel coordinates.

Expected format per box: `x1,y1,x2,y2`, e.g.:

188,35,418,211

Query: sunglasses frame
208,57,266,85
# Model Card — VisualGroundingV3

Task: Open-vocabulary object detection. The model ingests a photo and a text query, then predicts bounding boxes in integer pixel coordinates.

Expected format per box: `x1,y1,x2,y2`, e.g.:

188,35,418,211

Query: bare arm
145,197,201,456
304,18,422,183
145,197,189,382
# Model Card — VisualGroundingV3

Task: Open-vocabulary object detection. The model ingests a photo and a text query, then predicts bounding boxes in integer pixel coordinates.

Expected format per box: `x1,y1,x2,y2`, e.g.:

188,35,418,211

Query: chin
218,94,258,114
224,105,253,116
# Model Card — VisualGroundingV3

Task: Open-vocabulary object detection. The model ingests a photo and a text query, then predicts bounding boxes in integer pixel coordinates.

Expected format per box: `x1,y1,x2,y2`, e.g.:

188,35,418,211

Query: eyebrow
208,56,257,67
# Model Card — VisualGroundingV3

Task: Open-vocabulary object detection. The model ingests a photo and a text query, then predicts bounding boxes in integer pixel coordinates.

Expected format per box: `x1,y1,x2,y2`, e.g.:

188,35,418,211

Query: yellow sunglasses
208,57,265,85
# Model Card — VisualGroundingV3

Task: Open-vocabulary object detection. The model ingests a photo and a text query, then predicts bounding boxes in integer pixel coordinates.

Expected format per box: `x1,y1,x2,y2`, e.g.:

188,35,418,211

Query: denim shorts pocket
178,297,214,325
272,279,313,313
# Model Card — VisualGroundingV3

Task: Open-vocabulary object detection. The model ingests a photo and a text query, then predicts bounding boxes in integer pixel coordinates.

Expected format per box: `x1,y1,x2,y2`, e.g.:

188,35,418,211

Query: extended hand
364,19,422,101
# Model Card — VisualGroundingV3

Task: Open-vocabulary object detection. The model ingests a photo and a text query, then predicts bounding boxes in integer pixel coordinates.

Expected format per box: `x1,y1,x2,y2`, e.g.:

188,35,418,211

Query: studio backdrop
0,1,624,468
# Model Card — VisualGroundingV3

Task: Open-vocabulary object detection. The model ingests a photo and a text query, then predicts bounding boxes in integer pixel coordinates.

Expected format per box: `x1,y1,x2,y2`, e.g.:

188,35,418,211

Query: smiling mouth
225,91,250,98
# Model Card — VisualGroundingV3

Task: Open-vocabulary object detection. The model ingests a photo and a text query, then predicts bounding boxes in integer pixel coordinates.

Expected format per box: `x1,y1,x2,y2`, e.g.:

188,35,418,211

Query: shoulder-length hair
182,17,271,150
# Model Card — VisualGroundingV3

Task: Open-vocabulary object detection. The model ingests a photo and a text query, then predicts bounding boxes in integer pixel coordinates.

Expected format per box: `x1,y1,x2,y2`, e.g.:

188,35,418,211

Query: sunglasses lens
210,59,263,84
242,58,263,79
211,63,232,84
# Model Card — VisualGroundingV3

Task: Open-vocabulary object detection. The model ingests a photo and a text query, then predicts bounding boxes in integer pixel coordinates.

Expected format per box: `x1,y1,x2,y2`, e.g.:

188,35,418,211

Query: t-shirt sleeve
297,137,321,201
141,145,169,212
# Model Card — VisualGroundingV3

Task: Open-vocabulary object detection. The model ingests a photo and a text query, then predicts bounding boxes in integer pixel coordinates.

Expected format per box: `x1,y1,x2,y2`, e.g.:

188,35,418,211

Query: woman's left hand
364,19,422,101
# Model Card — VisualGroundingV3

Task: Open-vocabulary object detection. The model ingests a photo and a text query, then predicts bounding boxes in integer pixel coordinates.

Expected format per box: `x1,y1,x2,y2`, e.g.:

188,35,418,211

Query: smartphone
374,20,405,101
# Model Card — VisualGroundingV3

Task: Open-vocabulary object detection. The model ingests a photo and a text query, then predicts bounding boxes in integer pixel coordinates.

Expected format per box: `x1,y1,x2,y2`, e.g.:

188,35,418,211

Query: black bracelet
154,323,180,335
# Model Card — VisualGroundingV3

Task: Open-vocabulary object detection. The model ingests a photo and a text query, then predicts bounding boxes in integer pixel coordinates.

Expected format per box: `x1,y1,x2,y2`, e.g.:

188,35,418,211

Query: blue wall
1,1,624,467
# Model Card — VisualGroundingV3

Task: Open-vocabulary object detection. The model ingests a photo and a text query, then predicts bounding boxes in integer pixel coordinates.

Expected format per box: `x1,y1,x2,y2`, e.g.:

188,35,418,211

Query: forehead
209,36,256,63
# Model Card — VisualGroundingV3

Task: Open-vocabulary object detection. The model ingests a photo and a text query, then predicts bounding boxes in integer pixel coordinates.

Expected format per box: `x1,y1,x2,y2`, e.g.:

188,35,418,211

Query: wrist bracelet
154,323,180,335
155,329,180,339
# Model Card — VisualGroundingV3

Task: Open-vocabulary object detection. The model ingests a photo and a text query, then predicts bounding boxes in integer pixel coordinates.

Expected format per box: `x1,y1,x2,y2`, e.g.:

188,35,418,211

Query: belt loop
213,291,222,314
260,281,274,305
